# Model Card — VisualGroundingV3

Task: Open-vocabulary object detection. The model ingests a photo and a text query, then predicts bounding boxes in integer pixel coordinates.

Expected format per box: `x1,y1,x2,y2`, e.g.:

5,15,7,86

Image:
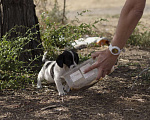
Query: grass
128,22,150,47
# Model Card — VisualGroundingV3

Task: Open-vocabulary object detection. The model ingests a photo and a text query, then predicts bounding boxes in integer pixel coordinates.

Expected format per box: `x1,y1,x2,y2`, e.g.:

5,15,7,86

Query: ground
0,0,150,120
0,46,150,120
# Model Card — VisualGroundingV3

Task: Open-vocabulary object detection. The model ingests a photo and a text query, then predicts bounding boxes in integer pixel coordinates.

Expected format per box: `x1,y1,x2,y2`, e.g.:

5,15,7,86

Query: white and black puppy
37,50,79,95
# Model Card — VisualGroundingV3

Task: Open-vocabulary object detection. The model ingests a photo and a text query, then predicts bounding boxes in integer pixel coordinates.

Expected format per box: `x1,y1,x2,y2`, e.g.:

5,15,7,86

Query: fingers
91,51,101,59
84,64,104,80
96,69,111,80
84,62,98,73
84,50,114,80
96,69,103,80
84,62,112,80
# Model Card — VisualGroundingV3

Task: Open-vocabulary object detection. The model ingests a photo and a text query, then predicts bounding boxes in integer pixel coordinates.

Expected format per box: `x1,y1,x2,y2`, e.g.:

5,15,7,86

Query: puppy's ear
74,52,79,64
56,54,64,68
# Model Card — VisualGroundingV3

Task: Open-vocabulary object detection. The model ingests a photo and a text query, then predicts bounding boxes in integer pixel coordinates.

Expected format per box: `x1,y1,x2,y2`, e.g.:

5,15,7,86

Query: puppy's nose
70,65,75,69
72,65,76,68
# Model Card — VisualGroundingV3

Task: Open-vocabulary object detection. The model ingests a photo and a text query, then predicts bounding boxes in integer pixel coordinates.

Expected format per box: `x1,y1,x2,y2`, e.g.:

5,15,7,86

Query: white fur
37,51,78,96
37,61,71,95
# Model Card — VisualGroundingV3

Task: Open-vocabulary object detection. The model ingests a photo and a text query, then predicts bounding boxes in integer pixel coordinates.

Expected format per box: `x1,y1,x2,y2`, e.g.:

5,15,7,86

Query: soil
0,1,150,120
0,46,150,120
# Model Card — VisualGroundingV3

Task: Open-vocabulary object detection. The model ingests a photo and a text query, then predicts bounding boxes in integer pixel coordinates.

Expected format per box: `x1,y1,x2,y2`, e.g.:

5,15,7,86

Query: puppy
37,50,79,95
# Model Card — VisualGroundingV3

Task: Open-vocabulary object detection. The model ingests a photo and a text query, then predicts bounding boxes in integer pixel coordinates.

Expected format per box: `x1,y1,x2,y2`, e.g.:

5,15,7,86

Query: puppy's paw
59,91,67,96
37,85,42,89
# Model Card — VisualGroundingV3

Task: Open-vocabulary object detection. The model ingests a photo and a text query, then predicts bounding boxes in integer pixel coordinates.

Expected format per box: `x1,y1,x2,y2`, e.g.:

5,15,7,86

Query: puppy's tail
42,51,48,63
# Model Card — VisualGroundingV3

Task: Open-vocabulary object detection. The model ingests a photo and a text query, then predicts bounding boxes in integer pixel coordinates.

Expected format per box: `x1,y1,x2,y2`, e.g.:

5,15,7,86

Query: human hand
84,49,118,80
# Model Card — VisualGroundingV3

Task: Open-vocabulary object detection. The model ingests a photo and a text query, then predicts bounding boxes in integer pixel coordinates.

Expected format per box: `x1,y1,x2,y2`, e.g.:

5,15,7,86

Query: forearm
84,0,146,79
111,0,146,49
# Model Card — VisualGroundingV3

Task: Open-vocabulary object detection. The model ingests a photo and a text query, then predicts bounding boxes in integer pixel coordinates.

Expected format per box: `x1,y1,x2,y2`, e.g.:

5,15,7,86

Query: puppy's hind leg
37,78,42,88
37,70,44,88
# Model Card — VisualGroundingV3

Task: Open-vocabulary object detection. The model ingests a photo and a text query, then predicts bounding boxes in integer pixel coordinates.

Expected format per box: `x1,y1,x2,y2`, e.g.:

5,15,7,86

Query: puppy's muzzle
70,62,77,69
70,65,75,69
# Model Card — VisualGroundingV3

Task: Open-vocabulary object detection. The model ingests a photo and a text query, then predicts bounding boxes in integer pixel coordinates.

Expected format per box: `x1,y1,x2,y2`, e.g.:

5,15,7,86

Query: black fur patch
45,62,52,68
50,63,55,79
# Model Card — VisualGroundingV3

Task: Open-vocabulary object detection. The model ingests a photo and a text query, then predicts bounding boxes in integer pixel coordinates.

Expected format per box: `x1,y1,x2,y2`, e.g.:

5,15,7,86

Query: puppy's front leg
54,77,66,96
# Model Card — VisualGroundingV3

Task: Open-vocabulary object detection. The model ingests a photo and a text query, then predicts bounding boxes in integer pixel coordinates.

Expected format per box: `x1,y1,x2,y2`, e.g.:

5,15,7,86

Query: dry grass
34,0,150,14
34,0,150,37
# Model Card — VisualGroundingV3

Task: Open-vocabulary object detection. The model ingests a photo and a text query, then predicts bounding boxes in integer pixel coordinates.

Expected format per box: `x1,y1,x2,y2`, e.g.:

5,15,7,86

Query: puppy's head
56,50,79,68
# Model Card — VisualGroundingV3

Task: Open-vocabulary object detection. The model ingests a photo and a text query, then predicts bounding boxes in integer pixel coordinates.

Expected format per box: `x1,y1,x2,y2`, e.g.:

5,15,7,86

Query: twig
131,67,150,89
41,105,61,111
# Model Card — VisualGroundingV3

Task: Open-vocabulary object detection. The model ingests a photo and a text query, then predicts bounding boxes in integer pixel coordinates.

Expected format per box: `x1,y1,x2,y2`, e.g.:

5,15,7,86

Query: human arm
84,0,146,80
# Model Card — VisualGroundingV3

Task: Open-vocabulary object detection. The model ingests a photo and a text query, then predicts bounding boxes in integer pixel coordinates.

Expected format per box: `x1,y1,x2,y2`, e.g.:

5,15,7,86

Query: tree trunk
1,0,43,70
0,2,2,38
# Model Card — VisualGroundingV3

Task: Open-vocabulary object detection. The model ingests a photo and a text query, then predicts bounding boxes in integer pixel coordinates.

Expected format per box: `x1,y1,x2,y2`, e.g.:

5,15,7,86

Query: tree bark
1,0,43,70
0,2,2,38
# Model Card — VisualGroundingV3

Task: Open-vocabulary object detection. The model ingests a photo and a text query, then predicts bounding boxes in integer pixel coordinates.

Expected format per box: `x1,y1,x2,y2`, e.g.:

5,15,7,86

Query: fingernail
83,71,87,74
98,77,103,81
